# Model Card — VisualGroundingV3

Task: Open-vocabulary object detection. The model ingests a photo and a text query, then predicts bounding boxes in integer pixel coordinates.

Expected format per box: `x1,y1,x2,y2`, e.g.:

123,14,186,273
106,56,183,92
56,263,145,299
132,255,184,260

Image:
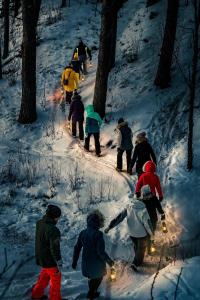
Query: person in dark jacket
32,205,62,300
140,185,165,233
71,52,83,81
84,105,102,156
128,132,157,177
73,39,92,74
68,91,84,140
115,118,133,172
72,210,114,300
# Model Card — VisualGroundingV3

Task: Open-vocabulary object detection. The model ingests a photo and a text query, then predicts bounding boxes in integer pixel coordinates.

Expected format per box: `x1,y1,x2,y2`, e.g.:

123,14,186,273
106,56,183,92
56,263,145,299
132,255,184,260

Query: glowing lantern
150,241,156,254
162,221,168,234
110,266,116,282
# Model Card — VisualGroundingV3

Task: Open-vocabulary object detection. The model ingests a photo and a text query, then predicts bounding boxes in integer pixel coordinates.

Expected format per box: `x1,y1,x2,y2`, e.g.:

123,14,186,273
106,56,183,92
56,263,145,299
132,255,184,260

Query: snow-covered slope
0,0,200,299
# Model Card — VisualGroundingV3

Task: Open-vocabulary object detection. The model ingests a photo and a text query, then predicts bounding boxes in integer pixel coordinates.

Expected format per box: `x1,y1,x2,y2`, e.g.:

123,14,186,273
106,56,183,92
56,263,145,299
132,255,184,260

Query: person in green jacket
32,205,62,300
84,105,102,157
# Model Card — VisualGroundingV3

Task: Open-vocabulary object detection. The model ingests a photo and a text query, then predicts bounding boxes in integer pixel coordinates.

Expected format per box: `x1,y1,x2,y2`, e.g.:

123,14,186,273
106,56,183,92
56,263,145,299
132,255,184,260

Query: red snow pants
32,267,61,300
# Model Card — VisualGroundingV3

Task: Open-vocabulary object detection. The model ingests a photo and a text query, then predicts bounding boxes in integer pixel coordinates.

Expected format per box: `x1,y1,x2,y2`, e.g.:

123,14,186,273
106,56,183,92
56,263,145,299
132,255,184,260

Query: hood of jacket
143,161,156,173
117,121,128,129
72,94,82,102
85,105,102,126
87,213,101,229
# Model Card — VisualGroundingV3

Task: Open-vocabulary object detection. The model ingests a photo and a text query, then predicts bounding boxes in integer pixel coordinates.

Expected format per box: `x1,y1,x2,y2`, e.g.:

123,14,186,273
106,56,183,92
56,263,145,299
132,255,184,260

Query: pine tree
154,0,179,88
18,0,41,124
3,0,10,59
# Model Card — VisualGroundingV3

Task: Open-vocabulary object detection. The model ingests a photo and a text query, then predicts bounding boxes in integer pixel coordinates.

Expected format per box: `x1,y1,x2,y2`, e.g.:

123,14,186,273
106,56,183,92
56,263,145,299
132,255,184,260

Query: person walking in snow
73,39,92,75
32,205,63,300
140,185,165,233
72,210,114,300
115,118,133,172
61,63,78,104
128,132,156,177
135,161,163,202
68,91,84,140
84,104,102,157
71,52,83,81
105,197,154,271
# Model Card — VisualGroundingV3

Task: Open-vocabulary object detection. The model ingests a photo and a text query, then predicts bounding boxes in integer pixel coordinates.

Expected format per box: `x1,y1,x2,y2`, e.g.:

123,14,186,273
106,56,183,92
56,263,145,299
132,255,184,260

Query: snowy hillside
0,0,200,299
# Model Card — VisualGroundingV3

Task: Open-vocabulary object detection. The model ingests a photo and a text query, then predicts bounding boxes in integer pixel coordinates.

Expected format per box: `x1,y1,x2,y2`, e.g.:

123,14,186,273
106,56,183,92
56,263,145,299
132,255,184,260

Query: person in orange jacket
135,161,163,202
61,64,78,104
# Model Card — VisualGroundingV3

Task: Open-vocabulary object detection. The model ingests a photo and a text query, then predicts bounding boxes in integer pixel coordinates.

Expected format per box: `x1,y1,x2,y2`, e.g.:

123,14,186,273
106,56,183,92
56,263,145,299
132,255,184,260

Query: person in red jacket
135,161,163,201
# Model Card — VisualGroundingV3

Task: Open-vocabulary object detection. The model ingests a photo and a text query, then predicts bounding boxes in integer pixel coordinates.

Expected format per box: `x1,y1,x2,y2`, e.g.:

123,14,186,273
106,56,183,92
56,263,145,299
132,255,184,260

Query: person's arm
86,47,92,60
61,70,65,86
85,117,89,135
96,231,113,266
141,210,154,237
116,129,122,149
130,146,138,170
149,144,157,165
73,71,78,88
49,228,62,264
72,232,83,269
68,102,73,121
155,175,163,200
106,209,127,231
135,174,144,196
155,197,165,216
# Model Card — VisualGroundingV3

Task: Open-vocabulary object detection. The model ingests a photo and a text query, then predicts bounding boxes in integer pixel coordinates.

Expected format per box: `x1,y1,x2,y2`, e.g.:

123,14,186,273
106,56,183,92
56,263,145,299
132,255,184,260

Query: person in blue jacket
72,210,114,300
84,105,102,156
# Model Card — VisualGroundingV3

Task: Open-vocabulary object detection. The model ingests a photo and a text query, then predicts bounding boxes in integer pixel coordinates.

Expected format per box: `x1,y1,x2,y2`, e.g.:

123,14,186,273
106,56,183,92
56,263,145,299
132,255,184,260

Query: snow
0,0,200,299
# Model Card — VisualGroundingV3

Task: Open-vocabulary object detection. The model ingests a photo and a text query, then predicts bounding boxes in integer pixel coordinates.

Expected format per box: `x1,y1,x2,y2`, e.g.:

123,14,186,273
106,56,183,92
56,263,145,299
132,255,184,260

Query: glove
56,260,63,273
161,214,165,221
72,262,77,270
109,259,114,267
135,192,141,199
104,227,110,234
159,197,163,202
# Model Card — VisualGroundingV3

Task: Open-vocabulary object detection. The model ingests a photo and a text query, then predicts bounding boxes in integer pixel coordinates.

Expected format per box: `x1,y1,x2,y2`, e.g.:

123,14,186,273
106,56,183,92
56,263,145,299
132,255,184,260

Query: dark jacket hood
87,213,101,229
117,121,128,129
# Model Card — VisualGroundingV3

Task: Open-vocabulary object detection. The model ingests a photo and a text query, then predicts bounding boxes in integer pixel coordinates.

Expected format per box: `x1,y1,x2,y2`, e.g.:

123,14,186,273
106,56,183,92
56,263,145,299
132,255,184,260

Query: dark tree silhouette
93,0,114,118
146,0,160,7
93,0,125,118
3,0,10,59
18,0,41,124
0,36,2,79
61,0,67,7
187,0,200,170
154,0,179,88
14,0,21,17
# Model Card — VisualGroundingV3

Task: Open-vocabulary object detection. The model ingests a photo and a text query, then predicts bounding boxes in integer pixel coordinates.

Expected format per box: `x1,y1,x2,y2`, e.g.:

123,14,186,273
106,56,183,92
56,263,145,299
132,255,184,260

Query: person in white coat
105,197,154,270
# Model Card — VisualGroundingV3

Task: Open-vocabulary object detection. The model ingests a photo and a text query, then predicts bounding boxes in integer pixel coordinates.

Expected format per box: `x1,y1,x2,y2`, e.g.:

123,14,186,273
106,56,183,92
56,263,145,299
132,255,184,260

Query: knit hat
118,118,124,124
141,185,152,197
136,132,146,139
46,205,61,219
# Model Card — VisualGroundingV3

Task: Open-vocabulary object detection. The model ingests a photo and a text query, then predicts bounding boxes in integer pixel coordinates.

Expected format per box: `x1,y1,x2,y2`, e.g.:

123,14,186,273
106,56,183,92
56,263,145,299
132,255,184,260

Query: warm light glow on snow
47,88,64,102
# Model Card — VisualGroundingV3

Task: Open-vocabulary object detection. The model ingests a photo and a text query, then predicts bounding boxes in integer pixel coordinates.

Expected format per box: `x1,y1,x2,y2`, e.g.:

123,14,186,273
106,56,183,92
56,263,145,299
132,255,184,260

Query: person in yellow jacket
61,64,78,104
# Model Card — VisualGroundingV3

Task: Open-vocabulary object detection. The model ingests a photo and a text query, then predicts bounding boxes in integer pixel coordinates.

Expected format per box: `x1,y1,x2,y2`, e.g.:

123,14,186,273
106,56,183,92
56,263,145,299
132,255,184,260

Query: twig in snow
174,267,183,300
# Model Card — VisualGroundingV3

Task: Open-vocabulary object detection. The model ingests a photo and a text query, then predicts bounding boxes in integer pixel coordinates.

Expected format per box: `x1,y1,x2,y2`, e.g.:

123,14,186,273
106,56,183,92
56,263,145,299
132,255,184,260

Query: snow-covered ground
0,0,200,299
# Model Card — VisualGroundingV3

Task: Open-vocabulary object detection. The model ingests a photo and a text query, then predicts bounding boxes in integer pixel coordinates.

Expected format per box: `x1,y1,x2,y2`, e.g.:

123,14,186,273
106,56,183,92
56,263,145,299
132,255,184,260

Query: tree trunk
187,0,200,170
0,36,2,79
93,0,114,118
61,0,67,7
146,0,160,7
18,0,40,123
3,0,10,59
154,0,179,88
14,0,20,17
109,5,117,70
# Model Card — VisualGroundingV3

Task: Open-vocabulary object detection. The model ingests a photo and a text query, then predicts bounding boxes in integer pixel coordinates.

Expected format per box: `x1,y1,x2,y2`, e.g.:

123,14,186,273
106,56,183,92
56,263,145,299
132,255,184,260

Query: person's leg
48,267,62,300
133,236,148,266
32,268,50,299
88,278,103,299
93,132,101,155
117,149,124,170
126,149,132,172
84,133,91,151
65,91,73,104
83,58,88,74
72,121,77,137
79,120,84,140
